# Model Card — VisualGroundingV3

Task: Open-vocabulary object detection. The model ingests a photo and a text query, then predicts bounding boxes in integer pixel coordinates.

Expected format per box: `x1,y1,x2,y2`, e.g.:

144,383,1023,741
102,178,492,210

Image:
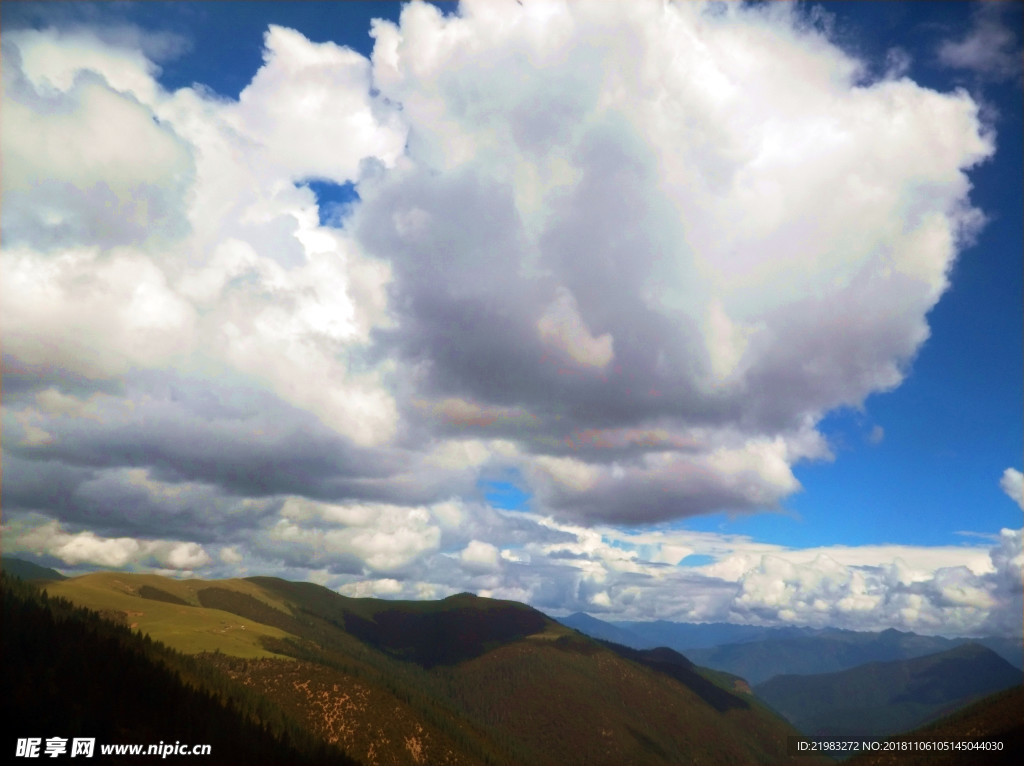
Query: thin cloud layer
937,2,1022,82
1,1,1018,636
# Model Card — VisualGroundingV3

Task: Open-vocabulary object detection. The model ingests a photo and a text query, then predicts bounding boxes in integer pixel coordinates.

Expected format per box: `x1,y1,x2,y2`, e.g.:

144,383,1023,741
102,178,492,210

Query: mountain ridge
558,611,1024,683
755,643,1023,739
28,568,820,765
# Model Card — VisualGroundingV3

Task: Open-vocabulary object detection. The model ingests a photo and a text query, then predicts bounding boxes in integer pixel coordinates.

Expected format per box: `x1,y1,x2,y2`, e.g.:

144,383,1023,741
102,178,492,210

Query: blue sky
1,0,1021,636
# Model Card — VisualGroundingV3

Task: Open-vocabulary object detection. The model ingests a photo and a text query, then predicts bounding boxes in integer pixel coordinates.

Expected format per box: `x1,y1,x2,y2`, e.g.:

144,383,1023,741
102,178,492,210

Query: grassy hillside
248,577,818,764
1,573,355,765
38,570,824,766
442,632,800,765
755,644,1022,739
44,572,296,658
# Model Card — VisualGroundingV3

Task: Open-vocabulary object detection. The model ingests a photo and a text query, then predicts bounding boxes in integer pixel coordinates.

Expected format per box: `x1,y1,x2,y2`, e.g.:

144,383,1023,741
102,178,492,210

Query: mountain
755,644,1023,739
558,613,816,650
1,555,66,581
559,611,647,646
0,572,352,765
562,614,1023,684
847,685,1024,766
34,571,820,765
614,619,815,650
975,636,1024,671
686,628,1023,685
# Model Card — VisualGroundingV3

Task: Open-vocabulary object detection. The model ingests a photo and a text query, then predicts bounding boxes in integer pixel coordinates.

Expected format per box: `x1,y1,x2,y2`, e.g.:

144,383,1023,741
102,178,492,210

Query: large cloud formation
2,1,1019,635
357,0,991,521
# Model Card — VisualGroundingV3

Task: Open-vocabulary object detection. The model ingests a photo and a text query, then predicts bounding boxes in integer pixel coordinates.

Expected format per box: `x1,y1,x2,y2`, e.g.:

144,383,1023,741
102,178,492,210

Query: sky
1,0,1021,638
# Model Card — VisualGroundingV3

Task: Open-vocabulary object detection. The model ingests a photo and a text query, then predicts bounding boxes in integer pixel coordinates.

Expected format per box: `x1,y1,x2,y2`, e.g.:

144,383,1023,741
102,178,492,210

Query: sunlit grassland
45,572,295,659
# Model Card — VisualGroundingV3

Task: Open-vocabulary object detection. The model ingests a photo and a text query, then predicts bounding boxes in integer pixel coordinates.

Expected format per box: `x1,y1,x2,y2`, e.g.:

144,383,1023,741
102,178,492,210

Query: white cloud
266,498,444,573
523,429,829,522
231,25,406,183
459,540,501,573
1,50,193,251
4,27,162,103
3,24,400,445
2,246,197,379
5,518,211,571
1000,468,1024,510
355,0,994,521
883,47,912,79
11,499,1016,635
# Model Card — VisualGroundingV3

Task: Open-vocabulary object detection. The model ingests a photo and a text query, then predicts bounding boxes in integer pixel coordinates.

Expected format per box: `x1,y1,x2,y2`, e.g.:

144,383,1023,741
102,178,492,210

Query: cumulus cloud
721,545,1010,635
1,42,193,251
1001,468,1024,510
6,517,212,571
231,25,406,183
276,512,1021,636
1,3,1017,636
3,2,994,528
355,0,993,521
264,497,443,573
459,540,501,573
2,23,401,447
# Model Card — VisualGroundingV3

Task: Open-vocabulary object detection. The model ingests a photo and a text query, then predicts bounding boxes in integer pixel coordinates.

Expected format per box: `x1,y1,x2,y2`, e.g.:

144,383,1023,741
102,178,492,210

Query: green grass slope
244,578,821,764
1,573,356,765
43,570,825,765
44,572,296,658
442,630,814,765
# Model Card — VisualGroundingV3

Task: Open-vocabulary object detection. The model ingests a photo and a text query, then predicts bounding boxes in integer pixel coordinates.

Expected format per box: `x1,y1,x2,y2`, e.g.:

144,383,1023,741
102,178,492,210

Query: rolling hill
31,569,821,765
0,572,353,765
755,644,1023,739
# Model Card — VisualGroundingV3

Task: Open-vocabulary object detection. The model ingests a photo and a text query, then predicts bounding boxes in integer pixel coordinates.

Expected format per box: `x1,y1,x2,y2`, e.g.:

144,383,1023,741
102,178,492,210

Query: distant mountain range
755,643,1022,739
1,556,66,582
4,563,816,766
561,612,816,651
559,612,1024,685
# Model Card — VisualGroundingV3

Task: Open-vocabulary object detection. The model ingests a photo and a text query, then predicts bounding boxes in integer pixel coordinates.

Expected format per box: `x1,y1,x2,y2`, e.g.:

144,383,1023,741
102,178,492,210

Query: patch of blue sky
302,180,360,227
480,479,531,512
678,554,715,568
